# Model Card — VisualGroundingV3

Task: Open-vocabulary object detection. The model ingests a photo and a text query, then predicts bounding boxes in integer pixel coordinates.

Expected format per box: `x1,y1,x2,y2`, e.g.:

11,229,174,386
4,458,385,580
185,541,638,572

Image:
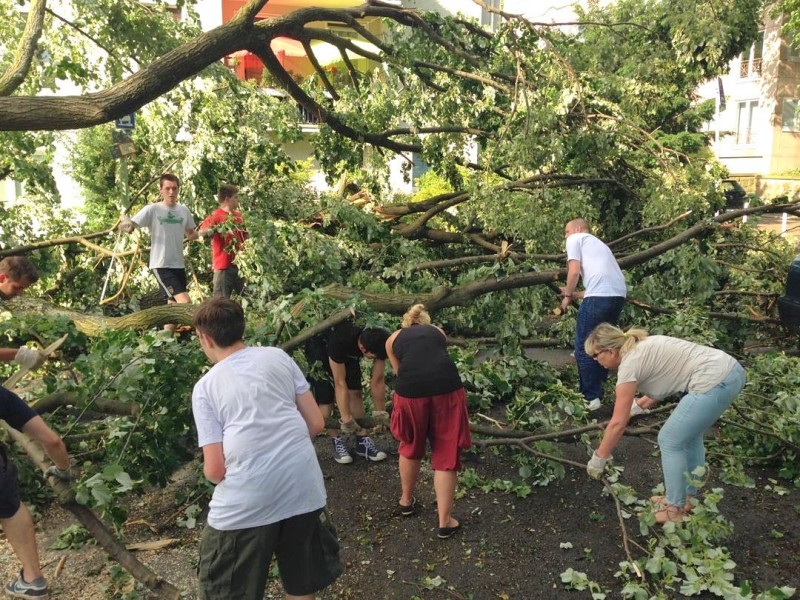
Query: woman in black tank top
386,304,471,540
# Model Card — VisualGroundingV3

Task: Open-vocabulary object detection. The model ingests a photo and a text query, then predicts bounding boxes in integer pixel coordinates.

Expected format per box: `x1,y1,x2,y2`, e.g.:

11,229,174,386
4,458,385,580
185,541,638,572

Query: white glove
339,418,359,435
630,398,650,416
117,216,137,234
45,464,71,481
14,347,46,370
587,451,611,479
372,410,390,428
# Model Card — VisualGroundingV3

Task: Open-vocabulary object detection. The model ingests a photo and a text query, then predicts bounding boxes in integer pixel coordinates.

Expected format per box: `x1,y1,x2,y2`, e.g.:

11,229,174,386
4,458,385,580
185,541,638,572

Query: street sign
115,114,136,130
110,141,136,159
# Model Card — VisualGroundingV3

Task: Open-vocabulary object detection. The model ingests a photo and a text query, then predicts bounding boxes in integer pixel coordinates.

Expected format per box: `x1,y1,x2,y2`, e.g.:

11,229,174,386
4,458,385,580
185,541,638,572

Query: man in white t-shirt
191,297,342,599
118,173,198,305
560,218,627,411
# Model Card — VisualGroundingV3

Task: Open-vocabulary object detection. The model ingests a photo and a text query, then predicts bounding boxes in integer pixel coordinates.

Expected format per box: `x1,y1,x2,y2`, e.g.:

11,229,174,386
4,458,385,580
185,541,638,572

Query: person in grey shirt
118,173,197,305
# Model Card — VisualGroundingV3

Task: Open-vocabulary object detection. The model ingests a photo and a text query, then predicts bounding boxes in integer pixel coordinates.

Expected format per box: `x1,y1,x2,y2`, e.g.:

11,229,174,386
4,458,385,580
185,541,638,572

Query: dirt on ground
1,404,799,599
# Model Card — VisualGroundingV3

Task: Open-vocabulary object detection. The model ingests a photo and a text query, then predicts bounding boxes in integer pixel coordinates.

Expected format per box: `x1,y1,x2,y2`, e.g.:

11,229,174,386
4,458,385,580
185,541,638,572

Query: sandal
654,504,686,523
651,495,694,513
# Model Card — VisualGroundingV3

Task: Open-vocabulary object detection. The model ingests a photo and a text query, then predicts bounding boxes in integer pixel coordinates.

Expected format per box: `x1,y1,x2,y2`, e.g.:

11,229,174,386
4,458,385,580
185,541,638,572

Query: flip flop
437,521,461,539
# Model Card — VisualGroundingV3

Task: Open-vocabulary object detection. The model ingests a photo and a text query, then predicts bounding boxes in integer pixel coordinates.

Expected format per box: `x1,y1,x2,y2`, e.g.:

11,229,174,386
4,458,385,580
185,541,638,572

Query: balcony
740,58,762,78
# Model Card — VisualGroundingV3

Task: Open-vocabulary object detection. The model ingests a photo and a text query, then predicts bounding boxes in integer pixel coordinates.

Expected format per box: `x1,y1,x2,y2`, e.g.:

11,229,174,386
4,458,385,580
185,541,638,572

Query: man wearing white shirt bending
560,218,627,411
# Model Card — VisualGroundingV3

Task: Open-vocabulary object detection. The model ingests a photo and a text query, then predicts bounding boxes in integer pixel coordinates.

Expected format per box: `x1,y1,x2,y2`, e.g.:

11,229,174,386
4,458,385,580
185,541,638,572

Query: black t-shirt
327,321,363,364
393,324,462,398
1,386,37,431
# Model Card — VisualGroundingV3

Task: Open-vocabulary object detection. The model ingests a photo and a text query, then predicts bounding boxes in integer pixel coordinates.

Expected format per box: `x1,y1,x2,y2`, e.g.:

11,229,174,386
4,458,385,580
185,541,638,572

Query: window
735,100,759,144
481,0,503,31
739,31,764,78
782,99,800,132
788,35,800,61
411,153,430,189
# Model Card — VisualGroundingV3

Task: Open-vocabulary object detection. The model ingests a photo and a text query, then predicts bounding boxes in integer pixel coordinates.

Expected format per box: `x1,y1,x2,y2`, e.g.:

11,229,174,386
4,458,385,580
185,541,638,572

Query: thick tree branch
0,0,47,96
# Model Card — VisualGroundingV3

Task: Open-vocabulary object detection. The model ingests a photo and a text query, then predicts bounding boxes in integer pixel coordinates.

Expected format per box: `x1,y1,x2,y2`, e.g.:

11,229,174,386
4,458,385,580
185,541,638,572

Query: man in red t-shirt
199,184,248,298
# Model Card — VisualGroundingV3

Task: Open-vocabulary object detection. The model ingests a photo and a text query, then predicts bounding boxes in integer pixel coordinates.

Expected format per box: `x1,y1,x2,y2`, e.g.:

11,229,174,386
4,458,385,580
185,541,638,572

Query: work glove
117,216,137,234
586,451,611,479
339,417,359,435
372,410,390,432
45,464,72,481
372,410,390,428
630,398,650,417
14,347,46,370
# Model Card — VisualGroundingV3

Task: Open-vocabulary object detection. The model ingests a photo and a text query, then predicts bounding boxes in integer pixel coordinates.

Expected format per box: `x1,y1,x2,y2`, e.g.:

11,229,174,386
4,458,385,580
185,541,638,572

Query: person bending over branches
0,257,47,371
385,304,472,539
304,321,390,464
584,323,745,523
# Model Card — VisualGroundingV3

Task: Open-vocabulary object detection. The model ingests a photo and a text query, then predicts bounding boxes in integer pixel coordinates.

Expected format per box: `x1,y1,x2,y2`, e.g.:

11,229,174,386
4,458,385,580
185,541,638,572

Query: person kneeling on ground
192,297,343,599
385,304,472,539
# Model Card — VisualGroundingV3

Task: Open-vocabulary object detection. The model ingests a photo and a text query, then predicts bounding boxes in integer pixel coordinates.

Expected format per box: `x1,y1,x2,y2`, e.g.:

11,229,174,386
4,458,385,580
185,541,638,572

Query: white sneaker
585,398,602,411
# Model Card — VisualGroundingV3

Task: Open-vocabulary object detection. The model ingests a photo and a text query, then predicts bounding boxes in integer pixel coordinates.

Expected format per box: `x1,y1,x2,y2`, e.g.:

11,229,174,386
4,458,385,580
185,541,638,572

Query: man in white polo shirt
560,218,627,411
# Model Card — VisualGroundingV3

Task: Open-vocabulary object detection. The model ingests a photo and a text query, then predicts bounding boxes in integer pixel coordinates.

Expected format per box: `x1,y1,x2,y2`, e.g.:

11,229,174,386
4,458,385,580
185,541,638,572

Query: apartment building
194,0,499,193
698,12,800,199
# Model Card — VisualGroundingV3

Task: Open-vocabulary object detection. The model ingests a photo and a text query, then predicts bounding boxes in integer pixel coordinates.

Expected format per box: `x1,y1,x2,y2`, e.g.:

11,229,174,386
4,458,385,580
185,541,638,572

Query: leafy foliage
2,0,798,596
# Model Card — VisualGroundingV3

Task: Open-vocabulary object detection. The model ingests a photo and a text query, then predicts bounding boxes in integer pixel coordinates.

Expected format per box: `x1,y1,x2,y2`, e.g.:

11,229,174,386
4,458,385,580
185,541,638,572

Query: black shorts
197,508,343,599
212,266,244,298
304,337,361,406
0,447,22,519
152,268,188,300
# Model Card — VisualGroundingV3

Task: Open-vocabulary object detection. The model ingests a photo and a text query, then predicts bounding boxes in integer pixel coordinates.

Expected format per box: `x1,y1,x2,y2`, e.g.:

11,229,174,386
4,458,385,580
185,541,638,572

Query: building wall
769,33,800,174
699,12,800,184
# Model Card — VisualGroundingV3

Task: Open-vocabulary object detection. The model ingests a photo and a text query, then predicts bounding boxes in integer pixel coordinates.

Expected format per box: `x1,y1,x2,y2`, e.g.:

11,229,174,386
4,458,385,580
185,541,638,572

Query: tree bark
0,0,47,96
7,298,195,336
2,426,180,599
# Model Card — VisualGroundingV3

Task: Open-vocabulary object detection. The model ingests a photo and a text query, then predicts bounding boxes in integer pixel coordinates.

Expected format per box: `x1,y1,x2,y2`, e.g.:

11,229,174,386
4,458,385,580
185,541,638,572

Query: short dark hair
0,256,39,284
192,298,244,347
218,184,238,204
160,173,180,188
358,327,390,360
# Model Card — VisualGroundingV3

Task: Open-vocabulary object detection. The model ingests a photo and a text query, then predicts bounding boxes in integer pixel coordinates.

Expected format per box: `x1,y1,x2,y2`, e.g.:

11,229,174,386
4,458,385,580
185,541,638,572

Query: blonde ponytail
402,303,431,328
585,323,647,358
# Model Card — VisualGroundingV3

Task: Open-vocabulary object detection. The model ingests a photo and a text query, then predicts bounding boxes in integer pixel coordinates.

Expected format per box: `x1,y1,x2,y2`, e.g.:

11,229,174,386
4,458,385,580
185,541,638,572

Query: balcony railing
740,58,762,78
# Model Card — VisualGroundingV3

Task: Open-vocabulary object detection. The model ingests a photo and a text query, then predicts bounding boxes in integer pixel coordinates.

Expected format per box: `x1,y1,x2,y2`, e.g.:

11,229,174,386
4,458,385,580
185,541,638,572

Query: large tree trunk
7,298,195,336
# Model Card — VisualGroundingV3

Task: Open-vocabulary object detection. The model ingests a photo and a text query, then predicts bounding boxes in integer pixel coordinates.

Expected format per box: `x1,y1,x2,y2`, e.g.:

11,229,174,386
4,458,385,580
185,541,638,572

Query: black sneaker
399,497,419,516
331,436,353,464
355,436,387,462
5,571,48,598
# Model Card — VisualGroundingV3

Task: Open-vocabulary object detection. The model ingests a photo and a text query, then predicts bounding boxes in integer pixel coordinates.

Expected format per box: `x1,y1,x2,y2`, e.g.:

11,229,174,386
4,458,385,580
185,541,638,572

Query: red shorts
390,388,472,471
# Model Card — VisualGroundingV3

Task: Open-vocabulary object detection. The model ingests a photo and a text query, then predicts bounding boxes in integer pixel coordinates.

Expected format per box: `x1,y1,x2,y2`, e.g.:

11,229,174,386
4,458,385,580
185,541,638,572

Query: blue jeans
575,296,626,401
657,363,745,507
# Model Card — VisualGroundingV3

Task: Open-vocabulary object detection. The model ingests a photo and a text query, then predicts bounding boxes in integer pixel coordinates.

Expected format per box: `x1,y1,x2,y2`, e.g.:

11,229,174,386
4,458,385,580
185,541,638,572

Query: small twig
54,555,67,579
516,442,642,578
475,412,505,428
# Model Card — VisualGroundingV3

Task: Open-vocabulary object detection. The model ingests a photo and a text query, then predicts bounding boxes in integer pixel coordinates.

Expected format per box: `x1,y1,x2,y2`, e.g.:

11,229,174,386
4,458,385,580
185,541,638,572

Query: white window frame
735,100,759,145
782,99,800,132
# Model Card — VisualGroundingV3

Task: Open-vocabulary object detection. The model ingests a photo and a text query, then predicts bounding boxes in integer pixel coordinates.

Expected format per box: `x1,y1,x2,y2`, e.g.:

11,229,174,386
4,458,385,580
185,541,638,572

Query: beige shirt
617,336,738,399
